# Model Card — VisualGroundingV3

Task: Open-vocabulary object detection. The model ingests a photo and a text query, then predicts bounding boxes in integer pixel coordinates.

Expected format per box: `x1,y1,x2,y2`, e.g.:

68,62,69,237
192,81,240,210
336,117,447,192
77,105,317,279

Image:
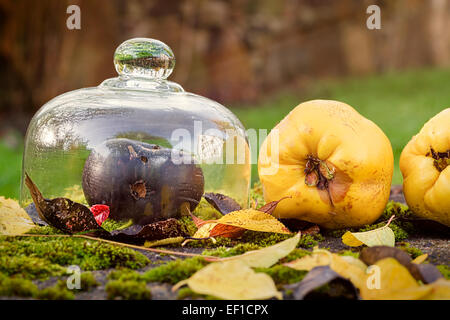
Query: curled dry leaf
342,216,395,247
285,266,358,300
214,233,301,268
25,173,102,233
408,263,444,284
257,196,291,215
203,192,242,215
172,260,282,300
0,197,35,235
360,246,412,267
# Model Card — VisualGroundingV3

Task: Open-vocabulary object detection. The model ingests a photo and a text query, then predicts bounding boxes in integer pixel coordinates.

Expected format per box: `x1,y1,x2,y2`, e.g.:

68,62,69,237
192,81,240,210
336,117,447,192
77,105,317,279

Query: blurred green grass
231,68,450,186
1,67,449,199
0,141,22,199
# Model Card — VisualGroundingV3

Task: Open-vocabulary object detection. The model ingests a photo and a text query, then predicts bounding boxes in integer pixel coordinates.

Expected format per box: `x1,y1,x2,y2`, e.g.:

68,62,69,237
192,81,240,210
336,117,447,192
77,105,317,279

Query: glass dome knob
113,38,175,79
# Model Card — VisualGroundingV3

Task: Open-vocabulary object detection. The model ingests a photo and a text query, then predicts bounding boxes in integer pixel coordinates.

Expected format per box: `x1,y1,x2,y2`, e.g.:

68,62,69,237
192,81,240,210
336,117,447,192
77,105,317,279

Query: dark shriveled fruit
82,138,204,225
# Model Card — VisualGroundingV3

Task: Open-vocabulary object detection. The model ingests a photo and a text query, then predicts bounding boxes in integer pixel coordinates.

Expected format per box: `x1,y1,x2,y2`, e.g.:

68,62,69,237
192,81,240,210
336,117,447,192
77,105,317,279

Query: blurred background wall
1,0,449,133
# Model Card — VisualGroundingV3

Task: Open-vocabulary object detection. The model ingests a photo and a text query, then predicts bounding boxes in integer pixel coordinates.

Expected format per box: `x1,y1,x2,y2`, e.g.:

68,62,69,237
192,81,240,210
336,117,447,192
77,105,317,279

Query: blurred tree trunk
0,0,449,132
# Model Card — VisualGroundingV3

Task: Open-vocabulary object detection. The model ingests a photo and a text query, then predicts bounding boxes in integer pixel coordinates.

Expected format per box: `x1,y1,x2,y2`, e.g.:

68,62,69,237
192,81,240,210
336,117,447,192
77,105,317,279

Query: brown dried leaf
203,192,242,215
408,263,444,284
257,196,291,215
107,218,188,244
285,266,358,300
359,246,412,268
25,173,101,233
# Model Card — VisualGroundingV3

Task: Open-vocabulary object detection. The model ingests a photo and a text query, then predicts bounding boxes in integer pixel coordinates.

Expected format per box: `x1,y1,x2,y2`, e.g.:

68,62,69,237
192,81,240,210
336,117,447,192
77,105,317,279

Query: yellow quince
258,100,394,229
400,108,450,226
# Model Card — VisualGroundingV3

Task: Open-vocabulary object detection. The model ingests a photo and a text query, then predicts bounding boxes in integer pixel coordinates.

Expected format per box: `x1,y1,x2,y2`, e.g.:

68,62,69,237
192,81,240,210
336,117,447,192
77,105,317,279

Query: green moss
0,273,38,297
183,237,233,248
397,243,423,259
142,257,208,284
381,201,412,220
283,248,312,263
254,265,307,285
202,243,261,257
0,255,66,279
107,269,143,282
26,225,65,235
80,272,100,291
0,235,149,278
35,281,75,300
437,265,450,280
176,287,219,300
102,219,133,232
105,280,151,300
178,216,197,236
240,231,293,247
192,198,223,221
337,250,360,258
323,201,412,240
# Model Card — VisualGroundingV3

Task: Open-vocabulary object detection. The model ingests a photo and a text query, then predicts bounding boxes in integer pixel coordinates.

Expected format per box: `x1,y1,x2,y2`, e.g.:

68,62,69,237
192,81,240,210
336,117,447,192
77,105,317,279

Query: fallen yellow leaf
216,209,291,234
342,216,395,247
411,254,428,264
423,279,450,300
172,260,282,300
218,233,300,268
360,257,430,300
0,197,35,235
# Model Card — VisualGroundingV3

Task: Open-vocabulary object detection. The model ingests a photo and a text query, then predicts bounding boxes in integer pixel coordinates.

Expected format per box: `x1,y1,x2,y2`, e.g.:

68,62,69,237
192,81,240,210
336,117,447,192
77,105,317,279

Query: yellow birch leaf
342,226,395,247
411,253,428,264
219,233,300,268
0,197,35,235
342,216,396,247
172,260,282,300
360,257,429,300
328,253,366,289
216,209,291,234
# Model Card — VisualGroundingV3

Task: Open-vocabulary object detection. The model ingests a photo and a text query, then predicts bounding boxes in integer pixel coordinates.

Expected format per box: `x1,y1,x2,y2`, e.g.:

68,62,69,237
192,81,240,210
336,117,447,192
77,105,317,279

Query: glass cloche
21,38,250,225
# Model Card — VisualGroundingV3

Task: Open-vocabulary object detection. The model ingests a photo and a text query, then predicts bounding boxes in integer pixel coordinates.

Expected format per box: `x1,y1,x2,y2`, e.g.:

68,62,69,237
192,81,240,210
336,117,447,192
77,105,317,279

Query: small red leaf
90,205,110,226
